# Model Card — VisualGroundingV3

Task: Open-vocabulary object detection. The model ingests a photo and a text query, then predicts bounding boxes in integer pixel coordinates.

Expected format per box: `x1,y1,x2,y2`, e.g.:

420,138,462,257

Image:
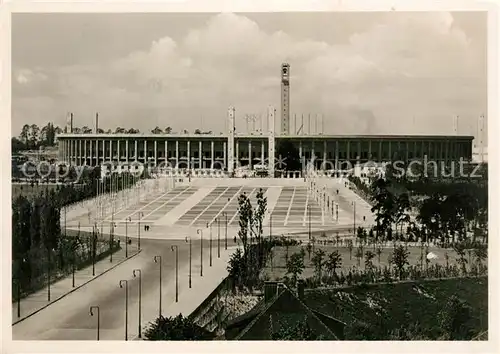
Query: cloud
12,12,486,138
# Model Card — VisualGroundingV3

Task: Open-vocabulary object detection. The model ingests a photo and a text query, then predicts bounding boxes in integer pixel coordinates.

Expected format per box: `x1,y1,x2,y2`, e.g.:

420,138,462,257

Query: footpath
131,245,238,340
12,245,140,325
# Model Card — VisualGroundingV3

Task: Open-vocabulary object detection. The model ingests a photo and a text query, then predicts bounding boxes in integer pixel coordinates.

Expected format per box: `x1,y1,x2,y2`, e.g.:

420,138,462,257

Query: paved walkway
12,245,140,325
132,245,237,340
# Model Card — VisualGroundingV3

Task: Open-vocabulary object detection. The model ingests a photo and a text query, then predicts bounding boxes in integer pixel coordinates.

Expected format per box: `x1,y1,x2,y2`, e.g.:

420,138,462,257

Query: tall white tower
268,106,276,176
281,63,290,135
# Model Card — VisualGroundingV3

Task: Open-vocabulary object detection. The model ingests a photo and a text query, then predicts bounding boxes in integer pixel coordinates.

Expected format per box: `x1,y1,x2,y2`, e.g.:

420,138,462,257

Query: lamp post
197,229,203,277
89,306,100,341
153,255,162,317
125,217,131,258
185,237,192,288
307,204,311,242
216,217,221,258
137,212,144,250
110,222,116,262
222,212,228,250
132,269,142,338
119,280,129,341
14,276,21,318
171,245,179,303
207,222,212,267
269,211,273,243
352,201,356,236
47,247,51,302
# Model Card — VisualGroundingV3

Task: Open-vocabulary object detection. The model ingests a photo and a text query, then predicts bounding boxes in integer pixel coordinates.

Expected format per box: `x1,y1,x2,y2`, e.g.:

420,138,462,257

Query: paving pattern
103,186,197,224
72,183,348,232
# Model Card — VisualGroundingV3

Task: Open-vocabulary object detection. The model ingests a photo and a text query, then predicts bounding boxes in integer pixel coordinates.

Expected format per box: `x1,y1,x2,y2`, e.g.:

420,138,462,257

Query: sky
11,12,487,140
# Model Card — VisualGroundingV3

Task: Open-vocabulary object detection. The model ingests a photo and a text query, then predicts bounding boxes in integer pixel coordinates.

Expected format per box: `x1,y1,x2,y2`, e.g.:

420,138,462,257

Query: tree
127,128,140,134
354,246,363,267
271,317,324,340
347,239,353,260
376,246,383,265
251,188,267,266
20,124,30,146
227,248,245,289
237,192,253,256
306,242,312,260
325,250,342,278
286,252,305,284
370,177,396,238
144,314,215,340
311,249,326,280
194,129,202,134
364,250,375,270
151,126,163,134
395,193,411,239
453,242,468,275
392,245,409,280
115,127,126,134
29,124,40,149
438,295,474,340
164,127,172,134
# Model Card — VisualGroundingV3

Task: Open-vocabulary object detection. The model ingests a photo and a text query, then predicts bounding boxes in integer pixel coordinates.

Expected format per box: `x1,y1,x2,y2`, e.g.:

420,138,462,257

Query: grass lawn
262,244,466,281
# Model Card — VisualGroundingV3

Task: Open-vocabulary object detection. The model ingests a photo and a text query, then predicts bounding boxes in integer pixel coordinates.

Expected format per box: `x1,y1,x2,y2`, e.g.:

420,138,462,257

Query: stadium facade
57,63,474,174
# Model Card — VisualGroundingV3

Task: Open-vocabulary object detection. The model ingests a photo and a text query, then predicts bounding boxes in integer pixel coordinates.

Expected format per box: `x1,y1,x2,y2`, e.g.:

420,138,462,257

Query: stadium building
57,63,474,175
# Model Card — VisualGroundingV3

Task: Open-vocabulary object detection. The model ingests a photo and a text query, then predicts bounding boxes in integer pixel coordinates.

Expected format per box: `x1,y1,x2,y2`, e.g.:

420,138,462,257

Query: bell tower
280,63,290,135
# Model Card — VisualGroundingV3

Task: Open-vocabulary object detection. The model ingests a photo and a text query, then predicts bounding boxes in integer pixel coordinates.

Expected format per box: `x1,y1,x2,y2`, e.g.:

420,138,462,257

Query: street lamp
47,247,51,302
197,229,203,277
110,222,116,262
216,217,221,258
137,212,144,250
125,217,131,258
132,269,142,338
119,280,129,341
153,255,162,317
352,201,356,236
207,222,212,267
268,210,273,243
171,245,179,303
307,204,311,242
89,306,100,341
185,237,192,288
222,212,228,250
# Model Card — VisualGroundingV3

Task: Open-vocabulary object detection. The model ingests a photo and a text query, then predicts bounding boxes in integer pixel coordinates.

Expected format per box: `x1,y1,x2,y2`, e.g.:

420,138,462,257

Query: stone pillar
109,140,112,161
117,140,121,162
83,140,87,166
153,140,157,166
198,141,203,169
261,140,265,167
125,140,129,163
143,140,147,163
227,107,235,173
89,139,93,166
335,141,339,172
165,140,169,167
323,140,327,170
248,141,252,169
223,141,227,171
235,141,239,169
175,140,179,168
78,140,82,165
210,141,215,169
187,140,191,170
134,140,138,161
